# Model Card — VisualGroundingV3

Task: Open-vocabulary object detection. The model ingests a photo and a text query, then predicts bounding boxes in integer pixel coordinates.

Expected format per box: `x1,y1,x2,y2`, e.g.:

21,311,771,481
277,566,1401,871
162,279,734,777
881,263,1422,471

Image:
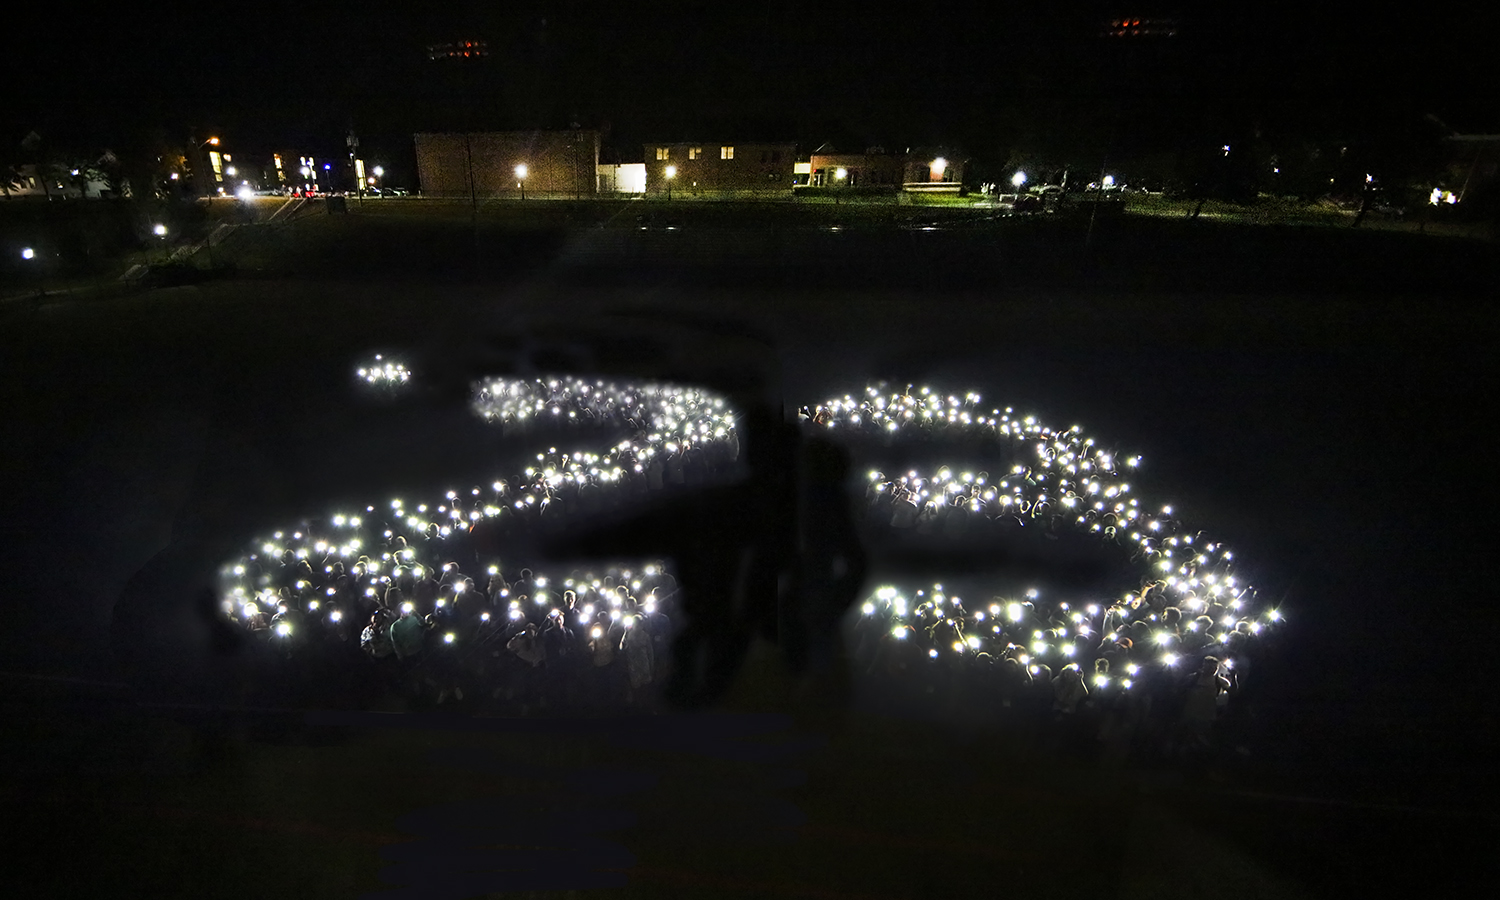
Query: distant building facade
641,142,796,195
807,148,904,188
597,162,646,193
1099,16,1179,37
2,164,112,199
415,131,601,198
901,148,966,193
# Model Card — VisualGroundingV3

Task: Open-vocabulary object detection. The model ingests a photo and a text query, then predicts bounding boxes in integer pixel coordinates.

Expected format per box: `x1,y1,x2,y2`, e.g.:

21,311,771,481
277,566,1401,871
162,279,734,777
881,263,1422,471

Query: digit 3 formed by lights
806,382,1280,677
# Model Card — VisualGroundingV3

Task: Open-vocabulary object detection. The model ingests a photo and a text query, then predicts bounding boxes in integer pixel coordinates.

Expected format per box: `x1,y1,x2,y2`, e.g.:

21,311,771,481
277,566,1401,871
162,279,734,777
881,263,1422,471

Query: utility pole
347,127,361,204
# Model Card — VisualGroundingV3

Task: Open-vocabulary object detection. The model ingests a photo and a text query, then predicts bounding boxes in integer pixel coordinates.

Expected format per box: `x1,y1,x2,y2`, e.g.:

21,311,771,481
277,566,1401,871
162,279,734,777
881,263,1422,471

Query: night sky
6,2,1496,169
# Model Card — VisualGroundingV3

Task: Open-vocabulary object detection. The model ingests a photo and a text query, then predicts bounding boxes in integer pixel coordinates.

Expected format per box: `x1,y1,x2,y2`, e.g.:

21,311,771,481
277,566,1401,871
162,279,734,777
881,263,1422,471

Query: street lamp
225,166,237,176
1101,174,1115,189
664,164,676,200
515,164,528,199
932,157,947,179
152,224,168,263
373,166,384,178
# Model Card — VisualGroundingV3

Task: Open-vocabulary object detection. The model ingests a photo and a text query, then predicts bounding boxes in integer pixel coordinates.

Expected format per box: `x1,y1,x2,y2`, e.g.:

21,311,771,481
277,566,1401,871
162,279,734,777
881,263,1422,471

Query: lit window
689,147,700,159
656,147,669,161
721,146,734,160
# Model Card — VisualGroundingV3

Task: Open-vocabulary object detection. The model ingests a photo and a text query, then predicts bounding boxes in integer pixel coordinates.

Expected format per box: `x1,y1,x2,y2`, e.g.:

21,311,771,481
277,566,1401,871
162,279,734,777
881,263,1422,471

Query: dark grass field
1,205,1497,897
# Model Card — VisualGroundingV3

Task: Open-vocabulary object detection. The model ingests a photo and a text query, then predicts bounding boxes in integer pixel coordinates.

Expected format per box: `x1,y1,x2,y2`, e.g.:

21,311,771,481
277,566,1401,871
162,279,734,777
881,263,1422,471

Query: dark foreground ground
1,207,1497,897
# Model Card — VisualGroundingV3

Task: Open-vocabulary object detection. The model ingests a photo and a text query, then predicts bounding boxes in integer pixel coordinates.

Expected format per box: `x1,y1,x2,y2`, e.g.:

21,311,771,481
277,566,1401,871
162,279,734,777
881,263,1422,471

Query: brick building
901,148,966,193
807,148,904,188
414,131,601,198
642,142,796,196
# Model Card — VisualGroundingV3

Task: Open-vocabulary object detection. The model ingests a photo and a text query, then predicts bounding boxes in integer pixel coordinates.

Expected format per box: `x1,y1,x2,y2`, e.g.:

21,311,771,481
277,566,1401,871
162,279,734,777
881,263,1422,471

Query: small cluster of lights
357,355,411,387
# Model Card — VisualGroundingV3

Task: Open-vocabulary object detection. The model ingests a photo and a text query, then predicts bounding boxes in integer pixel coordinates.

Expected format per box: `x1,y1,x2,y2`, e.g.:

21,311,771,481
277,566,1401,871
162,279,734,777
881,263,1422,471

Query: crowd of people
211,373,1281,741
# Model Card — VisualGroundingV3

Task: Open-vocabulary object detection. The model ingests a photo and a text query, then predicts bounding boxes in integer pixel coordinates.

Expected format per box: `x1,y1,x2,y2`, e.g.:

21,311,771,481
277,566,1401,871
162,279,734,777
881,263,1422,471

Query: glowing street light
835,167,847,180
152,224,167,236
373,166,384,178
664,164,676,200
1011,170,1027,192
21,247,34,260
932,157,947,178
1101,174,1115,189
225,165,237,176
515,163,528,199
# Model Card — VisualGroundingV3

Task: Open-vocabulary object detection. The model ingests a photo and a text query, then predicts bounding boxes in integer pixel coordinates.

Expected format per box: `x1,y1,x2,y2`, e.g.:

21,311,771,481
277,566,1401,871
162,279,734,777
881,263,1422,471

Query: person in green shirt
390,607,427,662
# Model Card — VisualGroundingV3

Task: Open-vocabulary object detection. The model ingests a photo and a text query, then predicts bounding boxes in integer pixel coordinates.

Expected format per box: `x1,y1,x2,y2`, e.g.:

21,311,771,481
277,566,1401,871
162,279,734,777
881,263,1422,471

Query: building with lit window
807,148,904,190
1099,16,1179,36
901,149,966,193
188,137,235,197
641,142,796,196
426,40,489,60
414,130,601,198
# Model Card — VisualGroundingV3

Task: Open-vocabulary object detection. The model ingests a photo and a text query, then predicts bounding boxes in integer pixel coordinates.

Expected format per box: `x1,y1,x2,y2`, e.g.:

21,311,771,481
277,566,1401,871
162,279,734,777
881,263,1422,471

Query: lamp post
22,247,43,297
665,164,675,201
191,136,220,197
835,166,846,205
515,164,527,200
152,223,168,264
1011,170,1027,208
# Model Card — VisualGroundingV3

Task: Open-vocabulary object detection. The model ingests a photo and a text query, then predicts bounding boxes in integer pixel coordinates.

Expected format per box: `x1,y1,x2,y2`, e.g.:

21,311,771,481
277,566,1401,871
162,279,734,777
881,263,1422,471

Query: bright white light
152,224,167,236
515,164,527,179
932,158,947,176
443,632,455,644
373,166,384,177
1101,175,1115,188
21,248,34,260
1011,171,1026,188
665,165,676,178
